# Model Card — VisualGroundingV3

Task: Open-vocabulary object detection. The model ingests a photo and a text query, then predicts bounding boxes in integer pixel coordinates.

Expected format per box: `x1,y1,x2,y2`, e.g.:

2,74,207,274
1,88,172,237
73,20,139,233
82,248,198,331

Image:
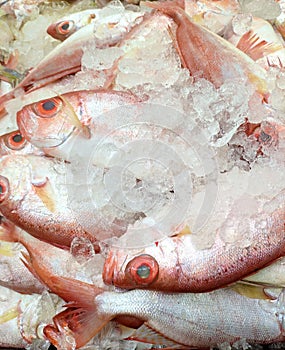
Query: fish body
103,202,285,292
146,1,268,96
40,273,285,349
47,7,143,42
0,154,101,250
16,89,142,153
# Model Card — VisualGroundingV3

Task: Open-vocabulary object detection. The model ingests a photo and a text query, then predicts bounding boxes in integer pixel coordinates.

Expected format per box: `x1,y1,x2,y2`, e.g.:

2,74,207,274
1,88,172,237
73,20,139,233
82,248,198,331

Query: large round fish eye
125,254,159,286
33,97,63,118
4,131,26,150
0,176,9,203
56,20,75,36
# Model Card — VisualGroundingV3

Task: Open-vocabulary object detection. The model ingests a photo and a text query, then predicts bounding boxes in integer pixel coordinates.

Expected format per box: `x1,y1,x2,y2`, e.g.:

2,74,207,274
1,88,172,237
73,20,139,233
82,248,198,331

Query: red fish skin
103,206,285,292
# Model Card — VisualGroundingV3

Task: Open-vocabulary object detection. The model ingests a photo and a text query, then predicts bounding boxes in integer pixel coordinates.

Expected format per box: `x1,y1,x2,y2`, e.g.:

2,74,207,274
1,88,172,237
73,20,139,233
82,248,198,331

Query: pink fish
102,201,285,292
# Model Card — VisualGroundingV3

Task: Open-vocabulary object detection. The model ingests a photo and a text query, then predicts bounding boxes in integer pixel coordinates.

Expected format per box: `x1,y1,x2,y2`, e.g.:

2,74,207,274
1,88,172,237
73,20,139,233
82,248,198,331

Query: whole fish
34,271,285,349
146,1,269,99
16,89,142,158
47,7,143,42
0,154,102,251
0,152,143,249
0,129,43,157
102,201,285,292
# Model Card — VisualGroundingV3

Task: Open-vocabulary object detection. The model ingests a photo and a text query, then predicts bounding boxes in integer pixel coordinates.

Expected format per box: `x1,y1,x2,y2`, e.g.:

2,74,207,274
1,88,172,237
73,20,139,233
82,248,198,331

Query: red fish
102,202,285,292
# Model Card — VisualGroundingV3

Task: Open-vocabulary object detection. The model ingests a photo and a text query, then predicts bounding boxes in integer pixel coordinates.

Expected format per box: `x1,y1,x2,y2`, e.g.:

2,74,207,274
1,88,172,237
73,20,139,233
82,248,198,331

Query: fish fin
57,93,91,139
32,179,56,214
0,241,15,257
126,324,181,348
43,275,111,349
0,305,18,324
237,30,283,61
230,282,270,300
20,251,41,282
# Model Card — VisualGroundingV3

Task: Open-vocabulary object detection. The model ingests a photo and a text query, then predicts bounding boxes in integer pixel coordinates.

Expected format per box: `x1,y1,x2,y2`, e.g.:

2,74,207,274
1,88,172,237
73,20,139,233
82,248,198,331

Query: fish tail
43,275,111,349
145,1,186,22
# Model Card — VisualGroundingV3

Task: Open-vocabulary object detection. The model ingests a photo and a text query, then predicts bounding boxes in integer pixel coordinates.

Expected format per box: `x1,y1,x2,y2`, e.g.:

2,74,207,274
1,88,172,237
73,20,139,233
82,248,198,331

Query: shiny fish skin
103,204,285,292
41,273,285,348
0,154,100,250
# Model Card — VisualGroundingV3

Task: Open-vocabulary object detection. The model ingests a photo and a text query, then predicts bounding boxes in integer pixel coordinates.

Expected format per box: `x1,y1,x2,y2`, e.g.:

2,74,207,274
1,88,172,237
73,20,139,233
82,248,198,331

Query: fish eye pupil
61,23,69,30
42,100,55,111
0,184,4,194
136,264,150,279
12,134,22,143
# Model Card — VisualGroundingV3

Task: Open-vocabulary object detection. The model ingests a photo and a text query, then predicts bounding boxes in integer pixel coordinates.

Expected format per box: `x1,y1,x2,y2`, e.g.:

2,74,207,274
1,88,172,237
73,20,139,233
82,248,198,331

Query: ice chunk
239,0,281,20
231,13,253,35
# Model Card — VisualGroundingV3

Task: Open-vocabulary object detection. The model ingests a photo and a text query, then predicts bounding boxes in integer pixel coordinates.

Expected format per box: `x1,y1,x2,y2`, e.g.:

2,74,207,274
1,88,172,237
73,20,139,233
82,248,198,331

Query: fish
0,151,143,249
0,154,103,251
0,129,43,157
47,7,143,42
145,1,269,98
0,24,95,110
102,199,285,292
16,89,142,156
29,268,285,349
225,17,285,70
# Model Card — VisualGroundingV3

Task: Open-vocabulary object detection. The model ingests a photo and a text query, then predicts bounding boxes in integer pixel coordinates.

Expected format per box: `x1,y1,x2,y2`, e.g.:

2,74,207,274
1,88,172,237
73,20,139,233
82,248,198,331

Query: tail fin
43,275,111,349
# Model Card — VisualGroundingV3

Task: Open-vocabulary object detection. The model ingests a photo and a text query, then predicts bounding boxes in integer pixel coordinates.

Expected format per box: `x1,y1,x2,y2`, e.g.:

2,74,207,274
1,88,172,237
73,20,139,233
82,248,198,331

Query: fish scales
96,288,284,347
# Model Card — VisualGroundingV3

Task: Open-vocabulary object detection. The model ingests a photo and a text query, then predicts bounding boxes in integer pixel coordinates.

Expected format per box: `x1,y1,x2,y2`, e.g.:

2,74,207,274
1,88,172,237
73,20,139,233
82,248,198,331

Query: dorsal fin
237,30,282,61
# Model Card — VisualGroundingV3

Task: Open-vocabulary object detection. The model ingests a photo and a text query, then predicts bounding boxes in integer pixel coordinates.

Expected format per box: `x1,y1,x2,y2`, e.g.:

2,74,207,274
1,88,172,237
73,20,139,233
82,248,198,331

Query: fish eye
0,176,9,203
56,20,75,35
126,254,159,286
33,97,62,118
5,131,26,150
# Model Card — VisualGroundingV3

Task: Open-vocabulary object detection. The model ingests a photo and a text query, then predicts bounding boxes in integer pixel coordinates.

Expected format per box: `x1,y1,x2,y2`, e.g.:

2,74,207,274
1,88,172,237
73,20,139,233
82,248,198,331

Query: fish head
17,95,79,149
0,130,43,156
47,20,77,41
103,249,160,289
